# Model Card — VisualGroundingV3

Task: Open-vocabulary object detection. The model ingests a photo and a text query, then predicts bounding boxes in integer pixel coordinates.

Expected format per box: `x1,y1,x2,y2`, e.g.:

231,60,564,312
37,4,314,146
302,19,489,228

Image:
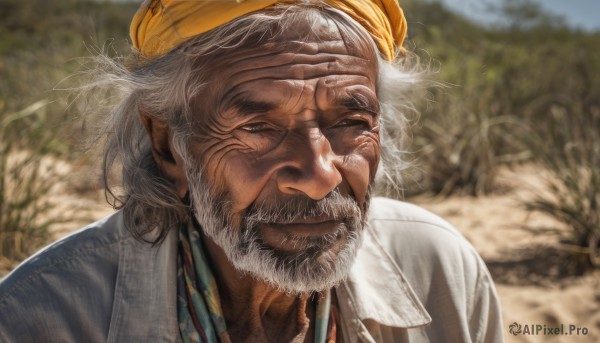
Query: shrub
524,103,600,268
410,90,529,196
0,0,137,273
0,100,66,272
401,0,537,196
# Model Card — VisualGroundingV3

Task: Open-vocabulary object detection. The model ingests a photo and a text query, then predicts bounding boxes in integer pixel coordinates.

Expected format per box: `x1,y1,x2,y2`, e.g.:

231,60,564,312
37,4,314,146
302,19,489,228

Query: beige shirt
0,197,503,342
337,198,503,342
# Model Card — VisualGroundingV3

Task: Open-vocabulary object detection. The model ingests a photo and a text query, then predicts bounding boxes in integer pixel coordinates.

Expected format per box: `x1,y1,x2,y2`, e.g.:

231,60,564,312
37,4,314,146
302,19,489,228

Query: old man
0,0,503,342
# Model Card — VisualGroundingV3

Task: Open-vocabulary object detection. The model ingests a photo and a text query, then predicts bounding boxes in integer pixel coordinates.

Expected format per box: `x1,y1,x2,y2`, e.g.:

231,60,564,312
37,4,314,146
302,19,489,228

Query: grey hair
82,1,425,244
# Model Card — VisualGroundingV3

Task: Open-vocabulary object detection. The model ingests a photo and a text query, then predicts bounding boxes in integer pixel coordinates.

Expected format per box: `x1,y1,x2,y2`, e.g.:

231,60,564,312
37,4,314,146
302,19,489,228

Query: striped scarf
177,222,338,343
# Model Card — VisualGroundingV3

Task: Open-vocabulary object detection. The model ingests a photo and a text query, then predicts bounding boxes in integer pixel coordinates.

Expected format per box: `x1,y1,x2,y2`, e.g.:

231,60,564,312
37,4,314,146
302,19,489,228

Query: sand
410,165,600,342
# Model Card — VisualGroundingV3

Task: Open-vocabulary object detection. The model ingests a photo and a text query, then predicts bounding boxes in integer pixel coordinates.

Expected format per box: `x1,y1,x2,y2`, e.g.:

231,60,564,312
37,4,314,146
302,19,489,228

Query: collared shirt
0,198,503,342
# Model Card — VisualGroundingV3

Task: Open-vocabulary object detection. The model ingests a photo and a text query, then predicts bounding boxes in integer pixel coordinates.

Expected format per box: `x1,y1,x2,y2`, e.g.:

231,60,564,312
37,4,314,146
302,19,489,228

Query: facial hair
186,165,368,295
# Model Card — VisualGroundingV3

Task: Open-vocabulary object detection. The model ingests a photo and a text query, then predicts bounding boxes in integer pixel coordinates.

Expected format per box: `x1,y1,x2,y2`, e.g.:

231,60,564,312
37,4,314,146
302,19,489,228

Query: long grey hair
83,1,425,244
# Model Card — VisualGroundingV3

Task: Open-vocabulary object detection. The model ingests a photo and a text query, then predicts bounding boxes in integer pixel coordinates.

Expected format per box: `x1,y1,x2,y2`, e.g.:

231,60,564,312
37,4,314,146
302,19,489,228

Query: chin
230,220,364,295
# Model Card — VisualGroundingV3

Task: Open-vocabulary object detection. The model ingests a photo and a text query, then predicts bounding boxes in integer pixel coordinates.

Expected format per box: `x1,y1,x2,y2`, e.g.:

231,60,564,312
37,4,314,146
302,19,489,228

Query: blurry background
0,0,598,341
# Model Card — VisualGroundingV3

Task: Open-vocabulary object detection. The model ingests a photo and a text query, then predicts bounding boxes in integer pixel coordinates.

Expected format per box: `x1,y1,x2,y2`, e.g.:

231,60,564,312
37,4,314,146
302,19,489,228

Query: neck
201,232,317,343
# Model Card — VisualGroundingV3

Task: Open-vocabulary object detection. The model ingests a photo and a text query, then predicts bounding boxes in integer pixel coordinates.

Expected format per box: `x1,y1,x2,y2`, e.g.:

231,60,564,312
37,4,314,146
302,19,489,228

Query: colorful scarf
177,222,338,342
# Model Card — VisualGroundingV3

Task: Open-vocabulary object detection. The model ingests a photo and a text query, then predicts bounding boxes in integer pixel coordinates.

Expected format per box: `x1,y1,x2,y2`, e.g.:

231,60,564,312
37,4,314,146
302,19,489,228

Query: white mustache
242,189,362,230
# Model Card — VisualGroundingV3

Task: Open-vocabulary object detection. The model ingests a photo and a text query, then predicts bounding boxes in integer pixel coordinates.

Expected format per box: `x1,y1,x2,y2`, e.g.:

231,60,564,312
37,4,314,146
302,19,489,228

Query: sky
438,0,600,31
107,0,600,31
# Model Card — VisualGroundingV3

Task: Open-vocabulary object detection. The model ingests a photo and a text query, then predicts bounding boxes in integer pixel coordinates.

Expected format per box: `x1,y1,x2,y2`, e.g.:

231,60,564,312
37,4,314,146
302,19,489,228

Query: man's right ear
138,107,189,199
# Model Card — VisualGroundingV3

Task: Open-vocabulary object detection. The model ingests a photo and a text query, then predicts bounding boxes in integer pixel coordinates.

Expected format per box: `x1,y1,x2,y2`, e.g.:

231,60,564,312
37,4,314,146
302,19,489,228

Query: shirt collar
108,213,181,342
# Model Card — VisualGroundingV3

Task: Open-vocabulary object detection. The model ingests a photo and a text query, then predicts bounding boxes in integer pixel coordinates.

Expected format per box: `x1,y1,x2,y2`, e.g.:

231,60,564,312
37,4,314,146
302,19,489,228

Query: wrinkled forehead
179,5,380,120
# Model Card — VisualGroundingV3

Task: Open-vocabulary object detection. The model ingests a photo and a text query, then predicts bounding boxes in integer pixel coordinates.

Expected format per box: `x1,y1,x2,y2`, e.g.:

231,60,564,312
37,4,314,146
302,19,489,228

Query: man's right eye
240,123,271,133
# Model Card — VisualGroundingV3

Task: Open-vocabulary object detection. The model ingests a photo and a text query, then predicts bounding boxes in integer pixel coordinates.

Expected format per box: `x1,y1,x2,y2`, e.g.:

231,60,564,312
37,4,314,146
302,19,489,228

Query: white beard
186,166,367,295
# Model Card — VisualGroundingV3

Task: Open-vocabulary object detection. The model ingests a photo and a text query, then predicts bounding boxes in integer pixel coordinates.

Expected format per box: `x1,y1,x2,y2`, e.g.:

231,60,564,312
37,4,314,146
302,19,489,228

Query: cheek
197,139,276,214
338,135,380,203
329,126,380,170
358,139,381,179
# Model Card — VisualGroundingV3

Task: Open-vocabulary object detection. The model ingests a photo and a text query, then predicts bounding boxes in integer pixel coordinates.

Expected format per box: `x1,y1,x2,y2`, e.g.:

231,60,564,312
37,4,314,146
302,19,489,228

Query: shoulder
0,211,124,296
366,197,487,286
366,197,503,342
0,211,123,341
368,196,461,235
367,196,477,261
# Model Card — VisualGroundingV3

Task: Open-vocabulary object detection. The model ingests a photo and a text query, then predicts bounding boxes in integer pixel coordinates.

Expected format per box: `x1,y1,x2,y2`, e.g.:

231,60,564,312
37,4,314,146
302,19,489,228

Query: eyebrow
230,99,277,116
340,93,380,115
224,93,379,117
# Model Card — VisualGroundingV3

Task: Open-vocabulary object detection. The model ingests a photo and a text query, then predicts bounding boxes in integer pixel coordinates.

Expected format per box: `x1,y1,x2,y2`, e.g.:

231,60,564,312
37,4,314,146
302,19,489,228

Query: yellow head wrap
130,0,407,61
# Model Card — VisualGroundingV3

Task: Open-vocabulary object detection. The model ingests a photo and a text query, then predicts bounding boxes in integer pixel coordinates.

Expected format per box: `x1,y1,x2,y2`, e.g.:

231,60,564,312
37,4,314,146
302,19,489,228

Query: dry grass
0,101,68,271
523,105,600,268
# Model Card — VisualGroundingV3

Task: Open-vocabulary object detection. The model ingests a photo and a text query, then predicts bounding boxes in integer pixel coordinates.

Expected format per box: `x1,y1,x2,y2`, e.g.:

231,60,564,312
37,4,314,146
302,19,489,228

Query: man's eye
334,119,369,128
240,123,272,133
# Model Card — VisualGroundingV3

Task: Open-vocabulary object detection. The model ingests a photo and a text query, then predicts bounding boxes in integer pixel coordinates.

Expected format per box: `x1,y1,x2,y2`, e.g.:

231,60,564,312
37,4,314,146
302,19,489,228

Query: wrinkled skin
190,31,381,237
143,13,381,343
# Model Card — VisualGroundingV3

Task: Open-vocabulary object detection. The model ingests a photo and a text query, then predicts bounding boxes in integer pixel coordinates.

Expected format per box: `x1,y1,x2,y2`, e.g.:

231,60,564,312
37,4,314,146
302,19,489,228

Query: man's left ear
138,107,189,199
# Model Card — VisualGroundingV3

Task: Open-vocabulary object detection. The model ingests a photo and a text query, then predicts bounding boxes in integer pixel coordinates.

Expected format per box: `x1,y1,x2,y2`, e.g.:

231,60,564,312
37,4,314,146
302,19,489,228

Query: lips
258,218,345,253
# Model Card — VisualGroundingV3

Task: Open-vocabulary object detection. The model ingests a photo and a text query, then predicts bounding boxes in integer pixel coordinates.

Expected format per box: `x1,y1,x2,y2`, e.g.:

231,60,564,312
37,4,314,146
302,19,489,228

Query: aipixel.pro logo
508,322,522,335
508,322,588,336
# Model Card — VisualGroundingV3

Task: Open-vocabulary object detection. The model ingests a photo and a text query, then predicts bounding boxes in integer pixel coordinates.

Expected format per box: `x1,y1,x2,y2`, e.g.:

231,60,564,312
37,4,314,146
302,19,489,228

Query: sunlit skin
143,14,380,343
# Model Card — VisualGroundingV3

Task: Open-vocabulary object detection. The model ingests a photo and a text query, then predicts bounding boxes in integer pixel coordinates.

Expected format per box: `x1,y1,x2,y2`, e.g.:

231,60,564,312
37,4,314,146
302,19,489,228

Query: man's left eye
333,119,369,128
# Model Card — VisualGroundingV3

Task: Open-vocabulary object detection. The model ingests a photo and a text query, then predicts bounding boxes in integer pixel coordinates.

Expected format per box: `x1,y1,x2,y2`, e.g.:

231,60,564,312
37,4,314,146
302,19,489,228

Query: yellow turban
130,0,407,61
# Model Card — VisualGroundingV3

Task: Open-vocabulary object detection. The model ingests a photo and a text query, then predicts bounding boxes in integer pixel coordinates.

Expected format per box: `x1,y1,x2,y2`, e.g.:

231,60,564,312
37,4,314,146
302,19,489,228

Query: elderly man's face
183,15,380,293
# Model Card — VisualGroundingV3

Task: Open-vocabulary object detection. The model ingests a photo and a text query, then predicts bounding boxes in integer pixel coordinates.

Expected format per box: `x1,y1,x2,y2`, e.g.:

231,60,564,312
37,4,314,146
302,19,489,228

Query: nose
276,128,342,200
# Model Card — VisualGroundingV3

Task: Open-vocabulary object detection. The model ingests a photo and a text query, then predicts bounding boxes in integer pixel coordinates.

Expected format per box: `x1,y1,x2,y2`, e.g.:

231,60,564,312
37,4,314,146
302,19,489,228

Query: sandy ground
410,166,600,342
3,163,599,342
